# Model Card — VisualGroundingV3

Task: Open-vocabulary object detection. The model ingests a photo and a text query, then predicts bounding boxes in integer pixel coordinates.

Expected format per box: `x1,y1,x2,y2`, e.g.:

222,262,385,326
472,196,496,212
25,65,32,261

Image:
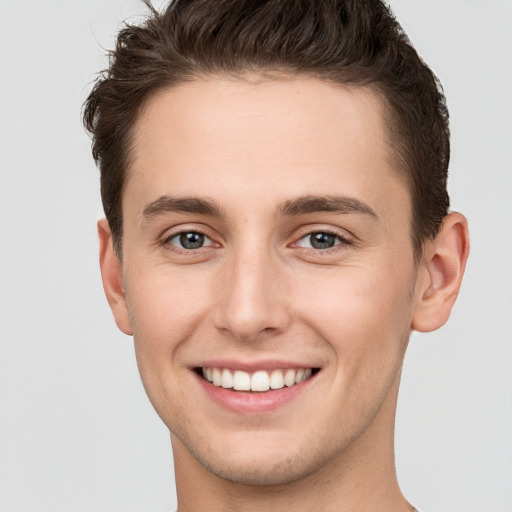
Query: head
84,0,468,492
83,0,450,262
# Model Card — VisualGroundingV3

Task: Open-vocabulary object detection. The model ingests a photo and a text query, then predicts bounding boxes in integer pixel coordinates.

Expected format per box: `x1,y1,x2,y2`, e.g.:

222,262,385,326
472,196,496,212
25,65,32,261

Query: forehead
127,76,409,221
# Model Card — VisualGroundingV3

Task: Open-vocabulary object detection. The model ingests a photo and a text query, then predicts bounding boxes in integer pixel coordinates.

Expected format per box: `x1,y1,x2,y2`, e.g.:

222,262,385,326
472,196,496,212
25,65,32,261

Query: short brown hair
83,0,450,259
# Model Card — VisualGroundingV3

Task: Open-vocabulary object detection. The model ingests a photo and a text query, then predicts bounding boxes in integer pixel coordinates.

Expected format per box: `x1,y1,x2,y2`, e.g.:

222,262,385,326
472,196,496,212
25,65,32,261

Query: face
107,77,425,485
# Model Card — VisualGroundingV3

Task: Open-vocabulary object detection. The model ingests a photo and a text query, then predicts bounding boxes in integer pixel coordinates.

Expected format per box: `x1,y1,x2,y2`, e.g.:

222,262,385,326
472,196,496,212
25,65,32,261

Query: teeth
233,370,251,391
221,368,233,388
201,367,315,392
269,369,284,389
251,371,270,392
212,368,222,386
284,369,296,387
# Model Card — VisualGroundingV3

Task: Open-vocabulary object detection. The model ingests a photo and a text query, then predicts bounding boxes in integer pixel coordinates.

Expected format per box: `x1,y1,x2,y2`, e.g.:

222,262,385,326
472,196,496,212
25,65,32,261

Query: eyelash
162,228,351,256
294,230,351,251
163,229,216,253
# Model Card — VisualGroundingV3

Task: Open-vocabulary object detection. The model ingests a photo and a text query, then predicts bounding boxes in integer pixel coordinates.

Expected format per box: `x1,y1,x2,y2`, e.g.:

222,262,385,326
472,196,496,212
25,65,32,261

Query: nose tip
212,255,291,342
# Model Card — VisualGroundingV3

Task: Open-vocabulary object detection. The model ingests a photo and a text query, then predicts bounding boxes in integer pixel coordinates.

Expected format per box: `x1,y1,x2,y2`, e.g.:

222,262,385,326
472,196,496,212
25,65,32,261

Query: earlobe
412,212,470,333
98,219,133,335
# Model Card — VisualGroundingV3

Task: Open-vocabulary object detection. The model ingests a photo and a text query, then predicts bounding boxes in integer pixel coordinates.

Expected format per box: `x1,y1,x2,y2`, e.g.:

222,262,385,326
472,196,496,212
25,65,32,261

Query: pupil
180,232,204,249
310,232,336,249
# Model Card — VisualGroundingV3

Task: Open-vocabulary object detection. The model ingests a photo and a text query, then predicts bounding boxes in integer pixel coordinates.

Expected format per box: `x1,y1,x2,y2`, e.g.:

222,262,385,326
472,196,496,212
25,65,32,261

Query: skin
98,77,469,512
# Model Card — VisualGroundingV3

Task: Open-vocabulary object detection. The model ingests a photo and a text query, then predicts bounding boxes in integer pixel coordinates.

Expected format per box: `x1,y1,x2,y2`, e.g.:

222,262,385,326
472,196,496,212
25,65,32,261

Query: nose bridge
214,240,289,341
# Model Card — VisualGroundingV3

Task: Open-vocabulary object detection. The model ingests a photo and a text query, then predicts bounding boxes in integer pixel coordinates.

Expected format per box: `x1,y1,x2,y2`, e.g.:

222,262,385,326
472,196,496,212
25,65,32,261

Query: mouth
196,367,320,393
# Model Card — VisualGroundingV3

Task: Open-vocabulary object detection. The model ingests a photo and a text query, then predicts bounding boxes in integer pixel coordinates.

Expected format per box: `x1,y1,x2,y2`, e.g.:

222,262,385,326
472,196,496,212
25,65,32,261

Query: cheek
125,266,211,343
123,268,212,421
293,261,415,370
123,267,213,396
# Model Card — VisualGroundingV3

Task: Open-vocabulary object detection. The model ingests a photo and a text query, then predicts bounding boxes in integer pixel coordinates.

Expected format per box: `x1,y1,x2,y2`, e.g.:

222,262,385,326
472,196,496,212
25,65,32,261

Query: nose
213,247,291,342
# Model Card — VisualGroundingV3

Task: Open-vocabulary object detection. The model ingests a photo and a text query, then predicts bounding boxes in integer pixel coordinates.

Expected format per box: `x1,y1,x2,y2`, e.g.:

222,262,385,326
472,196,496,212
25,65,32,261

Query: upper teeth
202,367,313,392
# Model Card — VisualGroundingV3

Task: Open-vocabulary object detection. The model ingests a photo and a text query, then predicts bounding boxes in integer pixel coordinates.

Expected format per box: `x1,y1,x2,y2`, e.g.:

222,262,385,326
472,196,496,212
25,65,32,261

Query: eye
167,231,213,250
296,231,345,250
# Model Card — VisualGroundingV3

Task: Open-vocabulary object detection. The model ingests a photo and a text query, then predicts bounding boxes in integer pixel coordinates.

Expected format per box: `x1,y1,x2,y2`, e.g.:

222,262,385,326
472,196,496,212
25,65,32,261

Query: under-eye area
196,367,321,393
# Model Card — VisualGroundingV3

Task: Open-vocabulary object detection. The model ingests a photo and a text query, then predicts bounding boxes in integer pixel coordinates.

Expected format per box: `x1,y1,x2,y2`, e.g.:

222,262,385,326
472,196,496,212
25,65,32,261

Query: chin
177,429,337,487
197,451,317,486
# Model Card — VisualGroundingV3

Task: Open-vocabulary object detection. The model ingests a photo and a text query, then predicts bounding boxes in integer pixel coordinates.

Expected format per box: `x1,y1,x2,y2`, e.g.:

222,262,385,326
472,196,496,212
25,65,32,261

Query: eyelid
290,225,354,245
161,224,221,252
168,232,214,248
160,222,216,239
296,231,346,248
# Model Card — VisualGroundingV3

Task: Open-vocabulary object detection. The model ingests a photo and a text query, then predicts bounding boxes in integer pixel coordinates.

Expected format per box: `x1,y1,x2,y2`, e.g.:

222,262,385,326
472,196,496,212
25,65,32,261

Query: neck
172,376,413,512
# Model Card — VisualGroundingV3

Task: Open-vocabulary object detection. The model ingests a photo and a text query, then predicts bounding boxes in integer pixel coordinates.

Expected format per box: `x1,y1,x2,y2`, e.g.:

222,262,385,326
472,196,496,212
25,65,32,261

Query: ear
98,218,133,335
412,212,470,333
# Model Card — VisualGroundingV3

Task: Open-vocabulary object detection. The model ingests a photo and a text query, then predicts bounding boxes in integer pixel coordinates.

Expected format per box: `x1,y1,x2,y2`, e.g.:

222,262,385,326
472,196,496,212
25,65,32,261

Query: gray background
0,1,510,511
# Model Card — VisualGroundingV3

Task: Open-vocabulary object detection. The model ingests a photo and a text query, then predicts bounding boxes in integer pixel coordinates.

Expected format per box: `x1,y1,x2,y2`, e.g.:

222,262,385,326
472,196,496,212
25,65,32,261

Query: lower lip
194,372,316,414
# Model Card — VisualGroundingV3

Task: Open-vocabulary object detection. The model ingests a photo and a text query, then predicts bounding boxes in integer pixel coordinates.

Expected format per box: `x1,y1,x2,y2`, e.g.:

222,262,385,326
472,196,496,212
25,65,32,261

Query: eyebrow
279,195,378,218
142,196,222,219
141,194,378,220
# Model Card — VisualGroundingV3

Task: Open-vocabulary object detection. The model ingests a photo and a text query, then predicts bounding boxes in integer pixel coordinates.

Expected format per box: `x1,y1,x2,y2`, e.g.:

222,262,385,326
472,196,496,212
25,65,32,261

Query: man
83,1,469,510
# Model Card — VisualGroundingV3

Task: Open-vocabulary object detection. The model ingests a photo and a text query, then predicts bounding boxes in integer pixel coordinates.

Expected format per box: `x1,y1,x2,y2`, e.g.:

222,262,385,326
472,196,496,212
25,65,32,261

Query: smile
200,367,316,392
